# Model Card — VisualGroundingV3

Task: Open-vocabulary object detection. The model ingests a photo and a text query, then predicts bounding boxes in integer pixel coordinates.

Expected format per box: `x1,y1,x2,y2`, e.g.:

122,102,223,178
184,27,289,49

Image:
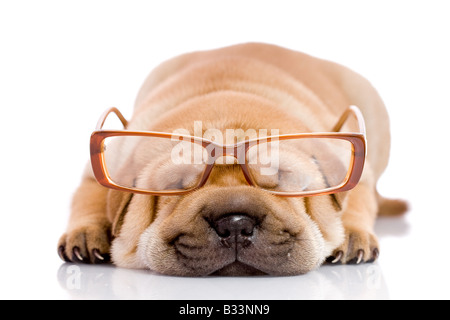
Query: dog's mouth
166,212,305,276
211,261,267,276
141,188,325,276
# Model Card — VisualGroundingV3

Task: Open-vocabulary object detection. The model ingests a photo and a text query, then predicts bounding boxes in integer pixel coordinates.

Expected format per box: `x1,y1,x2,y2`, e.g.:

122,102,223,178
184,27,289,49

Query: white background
1,0,449,300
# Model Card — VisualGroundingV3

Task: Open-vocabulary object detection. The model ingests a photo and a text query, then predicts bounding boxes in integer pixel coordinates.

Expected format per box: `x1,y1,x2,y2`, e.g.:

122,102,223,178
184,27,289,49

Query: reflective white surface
3,211,450,300
50,215,445,300
56,263,388,300
1,0,450,300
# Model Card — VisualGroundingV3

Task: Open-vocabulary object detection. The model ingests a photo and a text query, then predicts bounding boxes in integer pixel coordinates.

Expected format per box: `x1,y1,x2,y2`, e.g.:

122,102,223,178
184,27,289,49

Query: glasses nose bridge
215,144,247,162
204,144,253,187
222,146,237,157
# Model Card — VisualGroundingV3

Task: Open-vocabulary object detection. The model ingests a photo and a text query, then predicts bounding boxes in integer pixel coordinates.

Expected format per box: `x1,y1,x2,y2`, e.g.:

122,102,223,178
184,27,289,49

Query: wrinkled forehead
128,92,315,136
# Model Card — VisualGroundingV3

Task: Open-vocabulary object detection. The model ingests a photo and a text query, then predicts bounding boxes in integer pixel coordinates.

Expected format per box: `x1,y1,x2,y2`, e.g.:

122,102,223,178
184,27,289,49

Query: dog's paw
58,225,111,264
327,226,379,265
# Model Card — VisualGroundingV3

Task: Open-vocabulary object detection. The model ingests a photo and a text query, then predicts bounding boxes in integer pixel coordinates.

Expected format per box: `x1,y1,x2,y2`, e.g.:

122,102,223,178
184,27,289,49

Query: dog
58,43,407,276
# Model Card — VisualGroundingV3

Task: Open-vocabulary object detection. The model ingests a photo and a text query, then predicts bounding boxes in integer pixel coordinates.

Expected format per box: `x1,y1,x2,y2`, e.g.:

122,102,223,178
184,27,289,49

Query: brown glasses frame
90,105,366,197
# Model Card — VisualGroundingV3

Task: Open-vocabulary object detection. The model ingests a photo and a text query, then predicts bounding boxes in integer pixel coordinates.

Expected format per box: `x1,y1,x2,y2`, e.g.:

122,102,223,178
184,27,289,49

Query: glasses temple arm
95,107,129,130
96,105,363,134
331,105,366,136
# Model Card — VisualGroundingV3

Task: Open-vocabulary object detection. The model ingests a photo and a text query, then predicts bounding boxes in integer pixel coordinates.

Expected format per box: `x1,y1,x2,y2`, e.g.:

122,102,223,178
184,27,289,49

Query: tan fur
58,43,407,274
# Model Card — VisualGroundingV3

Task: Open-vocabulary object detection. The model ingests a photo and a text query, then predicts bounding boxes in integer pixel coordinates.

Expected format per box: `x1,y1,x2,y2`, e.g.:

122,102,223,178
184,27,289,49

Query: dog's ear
332,190,349,212
310,143,350,212
106,189,134,237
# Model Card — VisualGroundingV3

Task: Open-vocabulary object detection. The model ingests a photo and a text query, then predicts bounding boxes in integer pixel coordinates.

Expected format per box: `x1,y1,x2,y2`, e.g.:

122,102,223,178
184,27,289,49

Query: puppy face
109,93,346,276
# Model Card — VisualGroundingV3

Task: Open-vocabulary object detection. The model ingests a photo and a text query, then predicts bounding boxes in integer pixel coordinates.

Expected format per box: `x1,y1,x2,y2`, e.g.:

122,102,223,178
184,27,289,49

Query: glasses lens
103,135,208,192
246,138,353,194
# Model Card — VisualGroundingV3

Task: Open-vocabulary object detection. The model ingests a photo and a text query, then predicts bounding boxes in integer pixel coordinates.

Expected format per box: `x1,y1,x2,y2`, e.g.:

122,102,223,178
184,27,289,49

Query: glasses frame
90,105,366,197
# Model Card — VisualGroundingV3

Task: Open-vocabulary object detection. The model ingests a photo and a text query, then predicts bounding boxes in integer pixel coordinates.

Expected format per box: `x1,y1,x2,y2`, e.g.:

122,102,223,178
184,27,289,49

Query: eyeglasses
90,106,366,197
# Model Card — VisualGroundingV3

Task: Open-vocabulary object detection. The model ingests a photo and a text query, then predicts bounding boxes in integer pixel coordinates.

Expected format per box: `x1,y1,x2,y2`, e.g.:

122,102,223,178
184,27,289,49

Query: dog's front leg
58,176,111,264
329,182,380,264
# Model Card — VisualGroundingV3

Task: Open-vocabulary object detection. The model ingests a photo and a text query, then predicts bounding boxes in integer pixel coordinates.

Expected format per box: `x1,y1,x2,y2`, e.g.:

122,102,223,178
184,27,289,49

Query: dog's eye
251,170,281,189
142,162,205,191
251,166,313,192
164,174,199,191
164,180,184,191
255,169,303,189
278,169,312,191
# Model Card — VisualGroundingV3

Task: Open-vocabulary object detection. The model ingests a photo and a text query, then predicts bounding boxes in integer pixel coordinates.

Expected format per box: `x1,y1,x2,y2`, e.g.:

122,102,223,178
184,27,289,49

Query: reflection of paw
58,225,111,264
327,227,379,264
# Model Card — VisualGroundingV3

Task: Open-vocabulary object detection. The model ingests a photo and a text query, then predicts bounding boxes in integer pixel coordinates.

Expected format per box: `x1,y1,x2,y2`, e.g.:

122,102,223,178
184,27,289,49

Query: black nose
212,214,256,248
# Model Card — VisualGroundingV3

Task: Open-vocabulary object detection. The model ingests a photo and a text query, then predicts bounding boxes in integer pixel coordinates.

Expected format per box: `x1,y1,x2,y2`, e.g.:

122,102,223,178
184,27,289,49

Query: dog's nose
213,215,256,248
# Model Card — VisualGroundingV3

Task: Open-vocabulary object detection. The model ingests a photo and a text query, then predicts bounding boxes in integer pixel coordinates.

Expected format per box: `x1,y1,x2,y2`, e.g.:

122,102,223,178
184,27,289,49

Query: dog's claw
92,249,110,264
93,249,104,261
332,251,343,264
356,249,364,264
373,248,379,261
73,247,84,262
58,246,70,262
